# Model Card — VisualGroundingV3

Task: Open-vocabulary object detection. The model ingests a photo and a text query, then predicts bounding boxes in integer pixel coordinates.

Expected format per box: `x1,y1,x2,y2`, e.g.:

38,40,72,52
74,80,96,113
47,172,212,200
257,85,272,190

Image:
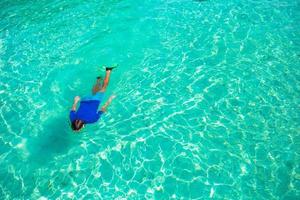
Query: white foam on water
128,189,137,195
209,187,215,198
146,188,154,194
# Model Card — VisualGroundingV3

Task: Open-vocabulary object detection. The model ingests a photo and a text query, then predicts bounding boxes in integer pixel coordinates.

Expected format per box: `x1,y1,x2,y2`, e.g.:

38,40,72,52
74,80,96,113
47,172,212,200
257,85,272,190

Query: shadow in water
27,115,77,165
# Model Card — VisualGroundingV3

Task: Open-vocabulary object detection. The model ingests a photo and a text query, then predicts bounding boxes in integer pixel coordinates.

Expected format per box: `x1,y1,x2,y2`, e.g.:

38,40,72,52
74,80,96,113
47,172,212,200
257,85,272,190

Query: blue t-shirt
69,100,104,124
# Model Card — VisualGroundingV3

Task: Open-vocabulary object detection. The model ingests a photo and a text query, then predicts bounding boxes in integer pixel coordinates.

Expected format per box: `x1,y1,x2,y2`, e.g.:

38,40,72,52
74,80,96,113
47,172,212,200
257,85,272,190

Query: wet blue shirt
69,100,104,124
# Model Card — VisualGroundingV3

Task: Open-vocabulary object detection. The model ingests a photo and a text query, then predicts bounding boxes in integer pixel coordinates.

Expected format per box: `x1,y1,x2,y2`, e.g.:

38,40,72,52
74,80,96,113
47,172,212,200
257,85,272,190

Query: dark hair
71,119,84,131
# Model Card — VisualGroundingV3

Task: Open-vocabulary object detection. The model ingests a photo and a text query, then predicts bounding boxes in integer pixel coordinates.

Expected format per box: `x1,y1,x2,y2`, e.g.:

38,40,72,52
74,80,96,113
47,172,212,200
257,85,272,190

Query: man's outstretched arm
101,95,116,112
71,96,80,111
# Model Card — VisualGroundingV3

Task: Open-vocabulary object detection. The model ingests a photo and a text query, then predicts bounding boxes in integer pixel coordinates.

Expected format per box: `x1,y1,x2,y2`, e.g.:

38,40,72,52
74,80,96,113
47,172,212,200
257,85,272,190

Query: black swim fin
106,64,118,71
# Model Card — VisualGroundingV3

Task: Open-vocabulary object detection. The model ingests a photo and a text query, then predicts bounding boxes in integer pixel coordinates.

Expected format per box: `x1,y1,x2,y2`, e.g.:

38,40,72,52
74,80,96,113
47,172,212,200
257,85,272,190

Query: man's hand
108,95,116,101
74,96,80,103
101,95,116,112
72,96,80,111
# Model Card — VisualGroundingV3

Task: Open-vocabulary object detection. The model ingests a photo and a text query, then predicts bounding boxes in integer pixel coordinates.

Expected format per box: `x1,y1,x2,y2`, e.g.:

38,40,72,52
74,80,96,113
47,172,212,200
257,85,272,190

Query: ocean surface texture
0,0,299,199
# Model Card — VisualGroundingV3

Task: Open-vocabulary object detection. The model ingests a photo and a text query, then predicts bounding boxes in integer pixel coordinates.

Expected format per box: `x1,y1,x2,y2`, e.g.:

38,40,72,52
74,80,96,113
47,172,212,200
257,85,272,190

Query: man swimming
70,66,116,131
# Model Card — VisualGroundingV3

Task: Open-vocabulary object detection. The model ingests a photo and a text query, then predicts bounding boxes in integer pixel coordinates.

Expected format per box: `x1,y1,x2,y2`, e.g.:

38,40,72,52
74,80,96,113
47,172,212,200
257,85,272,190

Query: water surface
0,0,299,199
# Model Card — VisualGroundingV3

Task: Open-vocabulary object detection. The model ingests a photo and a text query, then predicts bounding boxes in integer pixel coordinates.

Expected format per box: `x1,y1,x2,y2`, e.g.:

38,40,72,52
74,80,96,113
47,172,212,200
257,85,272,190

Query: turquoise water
0,0,300,199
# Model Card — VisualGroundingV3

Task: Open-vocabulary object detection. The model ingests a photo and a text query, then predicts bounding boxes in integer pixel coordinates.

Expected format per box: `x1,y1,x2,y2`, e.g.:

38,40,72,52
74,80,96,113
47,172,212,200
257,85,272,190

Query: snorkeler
70,66,117,131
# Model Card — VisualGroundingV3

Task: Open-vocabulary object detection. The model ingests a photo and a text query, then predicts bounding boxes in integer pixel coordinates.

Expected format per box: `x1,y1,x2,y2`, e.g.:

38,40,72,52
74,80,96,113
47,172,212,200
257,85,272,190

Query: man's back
70,100,103,124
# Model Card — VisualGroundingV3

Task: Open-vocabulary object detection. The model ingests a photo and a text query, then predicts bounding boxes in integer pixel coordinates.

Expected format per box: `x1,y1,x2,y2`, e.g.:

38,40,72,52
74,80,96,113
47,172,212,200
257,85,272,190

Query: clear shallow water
0,0,299,199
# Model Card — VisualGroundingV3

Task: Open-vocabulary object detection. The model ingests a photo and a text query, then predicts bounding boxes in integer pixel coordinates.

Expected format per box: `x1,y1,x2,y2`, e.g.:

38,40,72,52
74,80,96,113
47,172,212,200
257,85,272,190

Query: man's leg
92,77,102,94
100,69,112,92
93,66,116,94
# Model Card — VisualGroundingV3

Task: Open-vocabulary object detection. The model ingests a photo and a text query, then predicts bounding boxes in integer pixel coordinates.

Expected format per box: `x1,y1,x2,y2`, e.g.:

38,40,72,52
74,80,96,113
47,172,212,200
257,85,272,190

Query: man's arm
71,96,80,111
101,95,116,112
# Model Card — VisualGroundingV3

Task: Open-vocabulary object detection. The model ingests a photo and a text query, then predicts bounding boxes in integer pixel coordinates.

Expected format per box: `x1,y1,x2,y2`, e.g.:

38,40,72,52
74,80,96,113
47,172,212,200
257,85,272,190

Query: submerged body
70,67,116,131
